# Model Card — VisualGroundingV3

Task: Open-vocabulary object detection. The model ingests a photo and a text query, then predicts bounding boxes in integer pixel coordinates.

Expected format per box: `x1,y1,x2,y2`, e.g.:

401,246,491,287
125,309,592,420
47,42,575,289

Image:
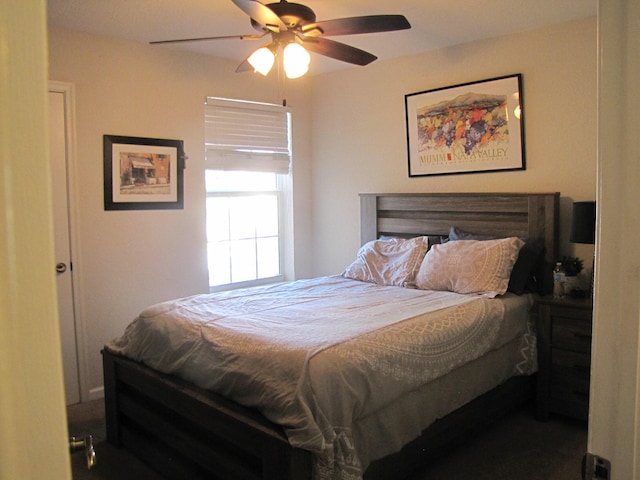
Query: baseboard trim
88,385,104,401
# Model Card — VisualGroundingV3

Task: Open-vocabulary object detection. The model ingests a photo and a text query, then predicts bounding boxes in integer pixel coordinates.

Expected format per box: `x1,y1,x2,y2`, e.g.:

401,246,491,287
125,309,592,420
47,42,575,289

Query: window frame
205,172,287,292
204,97,293,292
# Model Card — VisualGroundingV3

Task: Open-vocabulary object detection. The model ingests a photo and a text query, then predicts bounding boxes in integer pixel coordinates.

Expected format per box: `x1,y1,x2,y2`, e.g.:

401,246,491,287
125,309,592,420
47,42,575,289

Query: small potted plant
560,256,585,297
560,256,584,277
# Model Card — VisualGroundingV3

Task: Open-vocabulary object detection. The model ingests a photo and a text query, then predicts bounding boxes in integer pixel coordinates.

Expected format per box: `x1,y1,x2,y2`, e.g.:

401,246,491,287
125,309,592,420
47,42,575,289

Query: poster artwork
118,151,172,195
405,74,524,177
416,92,510,166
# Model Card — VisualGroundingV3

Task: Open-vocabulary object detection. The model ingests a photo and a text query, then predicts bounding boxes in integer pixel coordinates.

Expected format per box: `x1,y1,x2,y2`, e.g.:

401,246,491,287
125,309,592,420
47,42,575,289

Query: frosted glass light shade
248,47,275,76
283,43,310,79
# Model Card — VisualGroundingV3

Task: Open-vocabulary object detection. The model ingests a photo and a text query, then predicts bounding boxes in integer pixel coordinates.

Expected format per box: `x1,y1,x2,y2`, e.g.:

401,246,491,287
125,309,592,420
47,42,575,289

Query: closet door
49,86,80,405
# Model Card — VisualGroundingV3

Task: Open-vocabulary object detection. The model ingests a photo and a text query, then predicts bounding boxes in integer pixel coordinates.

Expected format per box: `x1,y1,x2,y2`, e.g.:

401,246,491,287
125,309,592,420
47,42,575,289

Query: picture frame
103,135,185,210
405,74,525,177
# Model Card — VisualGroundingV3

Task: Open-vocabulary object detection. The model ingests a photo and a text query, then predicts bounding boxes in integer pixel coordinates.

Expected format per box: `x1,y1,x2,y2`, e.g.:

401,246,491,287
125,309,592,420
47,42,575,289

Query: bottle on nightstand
553,262,566,299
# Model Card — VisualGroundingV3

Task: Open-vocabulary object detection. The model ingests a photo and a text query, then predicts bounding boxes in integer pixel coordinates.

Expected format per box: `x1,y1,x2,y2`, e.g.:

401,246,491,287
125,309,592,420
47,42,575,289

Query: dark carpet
68,399,586,479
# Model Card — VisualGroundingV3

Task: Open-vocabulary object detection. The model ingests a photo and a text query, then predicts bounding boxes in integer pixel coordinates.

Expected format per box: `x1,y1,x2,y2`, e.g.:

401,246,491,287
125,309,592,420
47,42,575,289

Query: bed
103,192,559,480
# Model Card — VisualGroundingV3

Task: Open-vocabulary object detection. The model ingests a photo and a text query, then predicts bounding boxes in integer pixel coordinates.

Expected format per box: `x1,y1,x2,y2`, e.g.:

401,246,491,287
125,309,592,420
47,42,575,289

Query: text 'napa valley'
420,147,509,165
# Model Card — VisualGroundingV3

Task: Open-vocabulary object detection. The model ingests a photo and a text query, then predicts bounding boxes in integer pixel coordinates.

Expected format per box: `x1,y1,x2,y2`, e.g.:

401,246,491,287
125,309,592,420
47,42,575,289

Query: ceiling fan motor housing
251,1,317,30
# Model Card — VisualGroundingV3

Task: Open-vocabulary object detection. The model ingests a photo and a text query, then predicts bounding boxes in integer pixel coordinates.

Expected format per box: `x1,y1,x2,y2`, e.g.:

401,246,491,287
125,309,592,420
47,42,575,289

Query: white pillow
343,237,429,287
415,237,524,297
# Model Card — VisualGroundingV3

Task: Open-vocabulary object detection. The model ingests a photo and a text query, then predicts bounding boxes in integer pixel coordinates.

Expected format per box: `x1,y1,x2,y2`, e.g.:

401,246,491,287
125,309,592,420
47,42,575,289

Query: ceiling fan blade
150,33,266,45
302,15,410,37
231,0,287,32
301,37,377,66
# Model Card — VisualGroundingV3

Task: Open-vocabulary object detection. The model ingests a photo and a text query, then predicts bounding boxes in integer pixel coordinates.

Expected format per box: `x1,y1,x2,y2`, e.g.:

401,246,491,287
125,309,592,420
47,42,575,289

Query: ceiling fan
151,0,411,78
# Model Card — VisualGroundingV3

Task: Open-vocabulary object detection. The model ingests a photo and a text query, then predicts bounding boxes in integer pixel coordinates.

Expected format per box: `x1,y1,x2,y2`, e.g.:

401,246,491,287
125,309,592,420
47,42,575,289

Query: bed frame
103,192,559,480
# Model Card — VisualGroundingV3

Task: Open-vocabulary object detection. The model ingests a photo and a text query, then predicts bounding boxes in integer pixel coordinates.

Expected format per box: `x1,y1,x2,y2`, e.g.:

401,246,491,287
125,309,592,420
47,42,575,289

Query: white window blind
205,97,291,174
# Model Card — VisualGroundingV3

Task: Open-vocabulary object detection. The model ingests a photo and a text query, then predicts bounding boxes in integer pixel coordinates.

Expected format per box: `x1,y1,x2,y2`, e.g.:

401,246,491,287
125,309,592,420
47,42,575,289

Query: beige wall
309,17,597,276
48,28,313,399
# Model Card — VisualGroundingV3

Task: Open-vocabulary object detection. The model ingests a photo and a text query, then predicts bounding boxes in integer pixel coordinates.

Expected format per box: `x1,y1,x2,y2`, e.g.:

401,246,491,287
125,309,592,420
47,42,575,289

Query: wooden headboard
360,192,559,293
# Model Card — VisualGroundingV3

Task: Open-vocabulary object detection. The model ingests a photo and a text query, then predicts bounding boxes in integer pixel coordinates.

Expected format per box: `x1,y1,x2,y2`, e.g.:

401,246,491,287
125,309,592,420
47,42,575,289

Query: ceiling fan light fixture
283,42,310,79
248,46,276,76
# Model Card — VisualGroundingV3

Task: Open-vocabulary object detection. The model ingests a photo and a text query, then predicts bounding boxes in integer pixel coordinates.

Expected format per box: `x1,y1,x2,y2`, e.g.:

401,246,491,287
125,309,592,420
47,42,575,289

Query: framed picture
405,74,525,177
103,135,185,210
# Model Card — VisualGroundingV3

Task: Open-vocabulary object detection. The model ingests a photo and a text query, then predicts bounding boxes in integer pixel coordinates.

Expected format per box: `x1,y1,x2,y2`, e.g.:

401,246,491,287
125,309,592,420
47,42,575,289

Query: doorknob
55,262,67,273
69,435,96,470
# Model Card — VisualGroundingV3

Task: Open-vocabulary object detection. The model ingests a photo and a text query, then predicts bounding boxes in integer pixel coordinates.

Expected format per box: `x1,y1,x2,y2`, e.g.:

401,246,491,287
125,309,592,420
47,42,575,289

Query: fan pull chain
276,51,287,108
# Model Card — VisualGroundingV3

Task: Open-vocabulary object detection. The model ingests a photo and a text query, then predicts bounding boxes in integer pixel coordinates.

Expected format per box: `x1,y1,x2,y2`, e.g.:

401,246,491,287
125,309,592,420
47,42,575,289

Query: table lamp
570,201,596,295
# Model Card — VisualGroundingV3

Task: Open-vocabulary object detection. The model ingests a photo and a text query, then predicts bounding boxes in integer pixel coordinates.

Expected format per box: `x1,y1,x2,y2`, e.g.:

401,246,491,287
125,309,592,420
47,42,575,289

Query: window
204,97,292,290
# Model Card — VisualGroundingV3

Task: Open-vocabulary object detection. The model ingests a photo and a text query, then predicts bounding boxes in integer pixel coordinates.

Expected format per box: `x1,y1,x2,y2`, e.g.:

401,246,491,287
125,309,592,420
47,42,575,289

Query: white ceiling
47,0,597,76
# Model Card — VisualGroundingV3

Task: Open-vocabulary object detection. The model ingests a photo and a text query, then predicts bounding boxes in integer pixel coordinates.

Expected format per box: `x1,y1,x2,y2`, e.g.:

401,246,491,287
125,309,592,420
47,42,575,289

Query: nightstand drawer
535,297,593,421
551,316,592,353
551,348,591,375
549,349,590,421
551,349,590,393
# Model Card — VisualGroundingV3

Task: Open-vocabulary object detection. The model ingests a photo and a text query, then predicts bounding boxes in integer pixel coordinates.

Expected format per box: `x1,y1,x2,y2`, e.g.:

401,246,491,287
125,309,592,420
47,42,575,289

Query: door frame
48,81,90,402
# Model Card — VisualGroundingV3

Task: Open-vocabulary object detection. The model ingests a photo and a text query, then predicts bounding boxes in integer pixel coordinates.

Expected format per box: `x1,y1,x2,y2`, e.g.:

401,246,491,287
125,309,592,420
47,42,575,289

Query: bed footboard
102,348,311,480
103,348,533,480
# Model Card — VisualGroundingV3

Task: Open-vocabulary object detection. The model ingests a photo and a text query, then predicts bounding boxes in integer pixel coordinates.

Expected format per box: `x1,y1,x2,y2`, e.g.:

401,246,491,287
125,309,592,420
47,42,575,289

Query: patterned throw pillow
343,237,429,287
448,226,544,294
415,237,525,297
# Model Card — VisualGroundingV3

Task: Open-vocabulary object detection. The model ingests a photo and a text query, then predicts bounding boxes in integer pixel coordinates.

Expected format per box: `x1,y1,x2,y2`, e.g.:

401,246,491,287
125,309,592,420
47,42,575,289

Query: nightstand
536,296,593,421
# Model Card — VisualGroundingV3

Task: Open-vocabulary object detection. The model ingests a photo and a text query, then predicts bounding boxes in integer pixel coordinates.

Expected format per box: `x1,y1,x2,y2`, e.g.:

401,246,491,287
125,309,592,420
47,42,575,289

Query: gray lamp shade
570,201,596,244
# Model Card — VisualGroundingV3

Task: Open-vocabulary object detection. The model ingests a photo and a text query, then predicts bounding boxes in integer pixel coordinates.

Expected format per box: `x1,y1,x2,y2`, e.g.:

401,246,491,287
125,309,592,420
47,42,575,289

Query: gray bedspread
109,276,530,479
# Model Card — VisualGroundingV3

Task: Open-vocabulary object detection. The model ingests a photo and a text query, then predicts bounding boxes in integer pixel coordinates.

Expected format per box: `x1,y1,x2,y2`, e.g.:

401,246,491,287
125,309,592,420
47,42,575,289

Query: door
48,86,80,405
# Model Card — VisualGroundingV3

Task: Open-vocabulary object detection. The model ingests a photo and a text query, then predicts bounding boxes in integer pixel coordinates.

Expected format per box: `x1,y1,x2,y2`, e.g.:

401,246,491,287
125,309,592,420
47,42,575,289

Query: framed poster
405,74,525,177
103,135,184,210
